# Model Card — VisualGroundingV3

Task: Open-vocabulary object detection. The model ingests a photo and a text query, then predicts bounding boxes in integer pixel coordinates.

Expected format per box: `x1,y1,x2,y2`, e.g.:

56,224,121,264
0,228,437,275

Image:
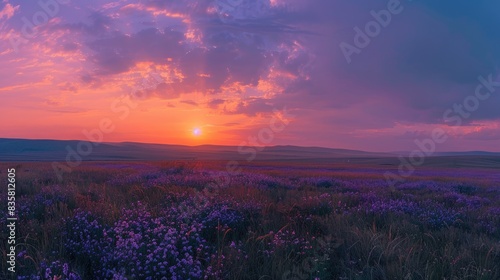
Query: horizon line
1,137,500,154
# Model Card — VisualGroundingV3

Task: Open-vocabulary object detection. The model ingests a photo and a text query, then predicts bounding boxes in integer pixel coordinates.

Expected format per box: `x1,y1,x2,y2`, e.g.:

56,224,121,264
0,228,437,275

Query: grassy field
1,161,499,279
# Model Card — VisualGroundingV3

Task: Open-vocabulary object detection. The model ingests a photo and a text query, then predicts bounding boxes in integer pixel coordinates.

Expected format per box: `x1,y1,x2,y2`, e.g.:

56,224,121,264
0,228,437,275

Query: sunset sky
1,0,499,152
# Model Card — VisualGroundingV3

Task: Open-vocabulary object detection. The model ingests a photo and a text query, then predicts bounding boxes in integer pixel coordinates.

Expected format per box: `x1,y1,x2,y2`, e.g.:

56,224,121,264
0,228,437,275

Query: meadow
1,160,499,280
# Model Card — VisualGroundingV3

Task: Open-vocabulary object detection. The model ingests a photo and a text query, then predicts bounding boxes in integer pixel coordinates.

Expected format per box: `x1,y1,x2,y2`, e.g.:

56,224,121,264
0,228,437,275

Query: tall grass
0,161,498,279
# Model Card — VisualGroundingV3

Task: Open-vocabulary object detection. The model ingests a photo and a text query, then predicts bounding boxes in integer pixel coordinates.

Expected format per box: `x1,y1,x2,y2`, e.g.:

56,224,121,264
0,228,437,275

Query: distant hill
1,139,499,165
434,151,500,156
392,150,500,157
0,138,395,161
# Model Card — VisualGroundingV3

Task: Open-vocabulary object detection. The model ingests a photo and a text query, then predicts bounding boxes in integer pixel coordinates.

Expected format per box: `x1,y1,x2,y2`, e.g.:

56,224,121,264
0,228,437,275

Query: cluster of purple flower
64,202,213,279
200,204,249,242
17,260,81,280
477,207,500,236
262,229,314,259
15,185,73,221
358,196,463,229
299,177,343,189
362,199,420,216
64,210,111,276
299,195,334,216
415,200,463,229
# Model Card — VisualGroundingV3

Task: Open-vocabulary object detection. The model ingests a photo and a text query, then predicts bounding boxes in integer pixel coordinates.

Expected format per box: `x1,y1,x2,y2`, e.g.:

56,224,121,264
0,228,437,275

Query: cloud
58,11,112,36
134,82,181,100
208,98,225,108
0,2,19,20
464,130,500,141
180,100,198,106
47,0,315,100
57,82,78,92
247,0,500,129
230,97,274,116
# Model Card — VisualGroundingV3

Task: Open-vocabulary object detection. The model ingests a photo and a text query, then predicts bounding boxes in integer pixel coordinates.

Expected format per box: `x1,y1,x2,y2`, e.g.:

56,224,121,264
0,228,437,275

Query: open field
1,161,499,280
3,0,500,279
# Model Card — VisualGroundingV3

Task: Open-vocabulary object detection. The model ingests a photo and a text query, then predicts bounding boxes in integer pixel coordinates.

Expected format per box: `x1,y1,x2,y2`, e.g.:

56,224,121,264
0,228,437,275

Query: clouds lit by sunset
1,0,499,151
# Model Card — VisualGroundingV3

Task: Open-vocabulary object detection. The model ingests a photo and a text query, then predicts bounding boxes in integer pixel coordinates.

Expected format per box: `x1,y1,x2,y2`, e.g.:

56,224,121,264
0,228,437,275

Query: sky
1,0,499,152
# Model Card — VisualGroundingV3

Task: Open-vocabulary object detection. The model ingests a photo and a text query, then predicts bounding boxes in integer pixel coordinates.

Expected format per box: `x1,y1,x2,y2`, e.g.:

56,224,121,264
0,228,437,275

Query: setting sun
192,128,202,136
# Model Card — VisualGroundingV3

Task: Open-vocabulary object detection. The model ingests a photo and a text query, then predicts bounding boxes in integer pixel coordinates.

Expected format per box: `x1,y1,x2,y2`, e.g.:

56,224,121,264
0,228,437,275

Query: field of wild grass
1,161,499,280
